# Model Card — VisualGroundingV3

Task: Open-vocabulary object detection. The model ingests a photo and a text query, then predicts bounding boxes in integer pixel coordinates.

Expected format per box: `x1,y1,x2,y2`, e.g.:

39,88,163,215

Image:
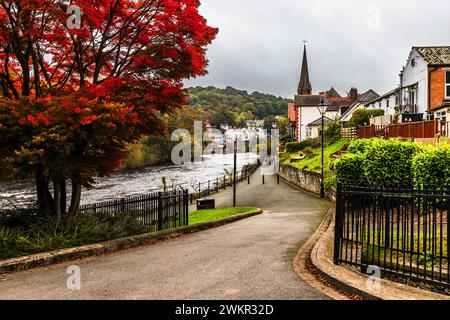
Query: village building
289,45,361,141
337,89,380,128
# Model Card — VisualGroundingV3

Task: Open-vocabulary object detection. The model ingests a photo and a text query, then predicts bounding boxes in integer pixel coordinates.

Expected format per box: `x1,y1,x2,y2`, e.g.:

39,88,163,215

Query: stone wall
279,164,336,202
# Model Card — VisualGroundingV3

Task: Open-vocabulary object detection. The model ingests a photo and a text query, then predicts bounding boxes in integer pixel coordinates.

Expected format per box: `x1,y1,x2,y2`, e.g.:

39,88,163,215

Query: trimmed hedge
286,140,310,154
334,153,367,185
334,138,427,187
363,139,422,187
347,139,374,154
413,144,450,187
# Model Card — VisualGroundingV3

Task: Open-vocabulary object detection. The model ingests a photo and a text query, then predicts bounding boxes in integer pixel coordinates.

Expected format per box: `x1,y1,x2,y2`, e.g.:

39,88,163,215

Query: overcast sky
185,0,450,98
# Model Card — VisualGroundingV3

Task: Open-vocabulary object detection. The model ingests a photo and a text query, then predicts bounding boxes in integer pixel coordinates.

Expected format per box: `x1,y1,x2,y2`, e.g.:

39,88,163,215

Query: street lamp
317,98,327,199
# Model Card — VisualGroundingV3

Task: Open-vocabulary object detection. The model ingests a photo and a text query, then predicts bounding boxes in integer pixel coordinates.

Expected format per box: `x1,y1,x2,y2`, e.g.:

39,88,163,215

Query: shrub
286,140,310,154
334,153,367,185
413,144,450,187
324,120,341,145
363,139,423,186
349,109,385,127
347,139,374,154
0,211,149,259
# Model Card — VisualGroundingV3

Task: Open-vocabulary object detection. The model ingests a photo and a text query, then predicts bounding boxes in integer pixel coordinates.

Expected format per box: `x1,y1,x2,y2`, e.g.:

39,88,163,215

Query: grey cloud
186,0,450,98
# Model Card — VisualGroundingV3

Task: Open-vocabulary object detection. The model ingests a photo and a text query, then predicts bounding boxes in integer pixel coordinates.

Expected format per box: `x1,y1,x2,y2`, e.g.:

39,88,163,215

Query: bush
324,120,341,145
363,139,423,186
334,153,367,185
0,211,149,260
347,139,374,154
413,144,450,187
349,109,385,127
286,140,310,154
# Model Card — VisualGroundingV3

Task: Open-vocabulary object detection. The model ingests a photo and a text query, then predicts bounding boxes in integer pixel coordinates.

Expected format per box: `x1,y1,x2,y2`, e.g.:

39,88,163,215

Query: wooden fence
342,127,358,140
357,120,448,140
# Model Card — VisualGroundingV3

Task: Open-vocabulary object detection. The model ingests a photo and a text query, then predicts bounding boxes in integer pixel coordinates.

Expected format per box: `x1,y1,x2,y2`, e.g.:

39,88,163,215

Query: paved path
0,167,330,300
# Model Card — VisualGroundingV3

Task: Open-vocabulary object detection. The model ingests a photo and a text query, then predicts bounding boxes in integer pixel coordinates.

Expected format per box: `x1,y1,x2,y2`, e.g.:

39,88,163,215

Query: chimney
349,87,358,102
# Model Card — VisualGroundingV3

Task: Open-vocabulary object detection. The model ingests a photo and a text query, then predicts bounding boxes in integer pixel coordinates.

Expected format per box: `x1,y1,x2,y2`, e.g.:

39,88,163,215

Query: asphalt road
0,167,330,300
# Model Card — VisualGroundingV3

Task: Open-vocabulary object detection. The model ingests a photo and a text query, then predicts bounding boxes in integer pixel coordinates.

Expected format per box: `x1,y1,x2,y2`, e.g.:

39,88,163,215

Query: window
446,71,450,99
306,127,312,138
436,111,447,122
386,100,390,109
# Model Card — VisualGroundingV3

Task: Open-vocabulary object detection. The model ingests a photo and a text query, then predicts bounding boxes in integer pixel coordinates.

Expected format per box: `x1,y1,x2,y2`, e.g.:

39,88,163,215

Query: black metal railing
192,163,259,200
79,190,189,232
334,183,450,290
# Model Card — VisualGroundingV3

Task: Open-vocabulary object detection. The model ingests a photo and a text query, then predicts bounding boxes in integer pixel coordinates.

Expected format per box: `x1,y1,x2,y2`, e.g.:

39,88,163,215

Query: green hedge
413,144,450,187
349,109,385,127
363,139,422,187
347,139,374,154
334,153,367,185
286,140,310,154
334,138,428,186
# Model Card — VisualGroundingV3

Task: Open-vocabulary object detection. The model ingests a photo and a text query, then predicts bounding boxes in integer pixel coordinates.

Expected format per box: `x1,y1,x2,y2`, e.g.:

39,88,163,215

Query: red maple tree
0,0,217,216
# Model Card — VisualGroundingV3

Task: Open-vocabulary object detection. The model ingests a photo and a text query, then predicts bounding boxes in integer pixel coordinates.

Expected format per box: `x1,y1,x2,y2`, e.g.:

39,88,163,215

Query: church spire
298,43,312,95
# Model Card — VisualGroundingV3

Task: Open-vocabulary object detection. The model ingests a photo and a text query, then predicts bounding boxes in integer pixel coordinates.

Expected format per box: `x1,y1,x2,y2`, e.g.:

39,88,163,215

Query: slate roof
294,94,323,107
415,46,450,65
340,90,380,120
365,87,400,106
308,116,332,127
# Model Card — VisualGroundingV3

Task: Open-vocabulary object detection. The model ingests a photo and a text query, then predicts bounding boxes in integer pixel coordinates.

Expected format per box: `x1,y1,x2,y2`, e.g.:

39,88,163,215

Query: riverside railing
334,183,450,291
78,163,260,231
79,190,189,232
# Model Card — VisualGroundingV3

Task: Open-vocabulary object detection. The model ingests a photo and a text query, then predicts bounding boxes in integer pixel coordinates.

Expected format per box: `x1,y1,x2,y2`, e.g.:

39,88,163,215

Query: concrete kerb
0,209,263,275
309,209,450,300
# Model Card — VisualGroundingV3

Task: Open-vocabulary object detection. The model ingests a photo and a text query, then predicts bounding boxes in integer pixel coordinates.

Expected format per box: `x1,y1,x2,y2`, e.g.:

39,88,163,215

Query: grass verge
189,207,258,225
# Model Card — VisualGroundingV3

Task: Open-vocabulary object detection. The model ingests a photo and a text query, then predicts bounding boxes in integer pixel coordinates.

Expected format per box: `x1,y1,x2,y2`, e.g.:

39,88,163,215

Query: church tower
297,44,312,95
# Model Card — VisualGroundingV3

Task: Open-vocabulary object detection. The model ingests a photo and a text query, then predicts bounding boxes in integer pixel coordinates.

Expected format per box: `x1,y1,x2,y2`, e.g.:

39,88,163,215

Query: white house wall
299,107,322,141
402,49,428,115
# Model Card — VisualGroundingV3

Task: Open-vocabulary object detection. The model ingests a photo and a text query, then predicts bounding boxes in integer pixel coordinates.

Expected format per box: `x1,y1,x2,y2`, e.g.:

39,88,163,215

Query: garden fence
334,183,450,290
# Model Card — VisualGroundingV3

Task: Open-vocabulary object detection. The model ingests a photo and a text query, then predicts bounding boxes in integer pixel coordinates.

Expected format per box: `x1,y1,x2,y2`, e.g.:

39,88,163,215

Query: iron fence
334,183,450,290
79,190,189,232
193,163,259,200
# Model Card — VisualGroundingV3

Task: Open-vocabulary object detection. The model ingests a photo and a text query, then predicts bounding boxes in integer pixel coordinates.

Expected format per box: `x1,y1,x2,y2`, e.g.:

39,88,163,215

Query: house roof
365,87,400,106
340,89,380,121
414,46,450,65
294,94,323,107
308,116,332,127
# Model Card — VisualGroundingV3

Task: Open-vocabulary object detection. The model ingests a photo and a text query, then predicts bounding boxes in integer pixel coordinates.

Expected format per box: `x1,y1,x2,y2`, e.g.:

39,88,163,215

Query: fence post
184,189,189,226
248,174,250,184
121,198,125,213
334,183,344,265
198,182,201,198
277,174,280,185
157,192,163,231
262,175,265,185
208,180,211,196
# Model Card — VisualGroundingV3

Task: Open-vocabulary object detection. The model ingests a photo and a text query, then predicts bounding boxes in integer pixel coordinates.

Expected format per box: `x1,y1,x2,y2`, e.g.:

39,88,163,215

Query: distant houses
289,45,450,141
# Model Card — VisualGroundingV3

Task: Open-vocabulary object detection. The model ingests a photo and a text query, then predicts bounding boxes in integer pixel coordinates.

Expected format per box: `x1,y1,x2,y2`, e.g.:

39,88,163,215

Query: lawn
189,207,258,225
283,139,349,172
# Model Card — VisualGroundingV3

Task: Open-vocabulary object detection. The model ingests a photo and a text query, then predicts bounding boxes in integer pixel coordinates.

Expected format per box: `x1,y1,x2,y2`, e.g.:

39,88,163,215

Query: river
0,153,258,207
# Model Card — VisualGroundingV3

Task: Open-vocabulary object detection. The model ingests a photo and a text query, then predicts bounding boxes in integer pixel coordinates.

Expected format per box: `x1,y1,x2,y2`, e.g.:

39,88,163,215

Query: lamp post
317,98,327,199
233,138,237,207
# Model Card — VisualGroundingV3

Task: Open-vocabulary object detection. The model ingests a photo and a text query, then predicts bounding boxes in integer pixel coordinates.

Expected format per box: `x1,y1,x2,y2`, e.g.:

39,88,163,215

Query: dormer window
411,58,416,67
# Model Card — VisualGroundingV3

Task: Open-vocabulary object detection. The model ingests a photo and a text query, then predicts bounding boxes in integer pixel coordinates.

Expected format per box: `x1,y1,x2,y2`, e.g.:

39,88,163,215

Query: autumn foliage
0,0,217,216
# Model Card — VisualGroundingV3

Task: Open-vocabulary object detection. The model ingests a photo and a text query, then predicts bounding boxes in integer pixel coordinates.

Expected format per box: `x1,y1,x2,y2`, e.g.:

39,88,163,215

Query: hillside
186,86,292,127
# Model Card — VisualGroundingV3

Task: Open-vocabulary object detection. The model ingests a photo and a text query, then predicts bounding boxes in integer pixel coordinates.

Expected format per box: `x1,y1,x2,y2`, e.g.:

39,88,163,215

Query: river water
0,153,258,207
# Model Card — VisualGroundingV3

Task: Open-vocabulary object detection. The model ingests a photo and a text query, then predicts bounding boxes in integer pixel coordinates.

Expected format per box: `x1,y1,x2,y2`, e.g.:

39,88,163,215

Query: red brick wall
430,68,450,109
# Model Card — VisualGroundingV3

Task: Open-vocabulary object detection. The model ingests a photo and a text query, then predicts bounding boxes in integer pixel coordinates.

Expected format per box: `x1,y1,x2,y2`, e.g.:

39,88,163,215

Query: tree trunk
67,177,82,216
36,169,54,216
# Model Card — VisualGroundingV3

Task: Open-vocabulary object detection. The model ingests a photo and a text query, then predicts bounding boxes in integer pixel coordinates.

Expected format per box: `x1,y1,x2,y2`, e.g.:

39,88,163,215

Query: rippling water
0,153,258,207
